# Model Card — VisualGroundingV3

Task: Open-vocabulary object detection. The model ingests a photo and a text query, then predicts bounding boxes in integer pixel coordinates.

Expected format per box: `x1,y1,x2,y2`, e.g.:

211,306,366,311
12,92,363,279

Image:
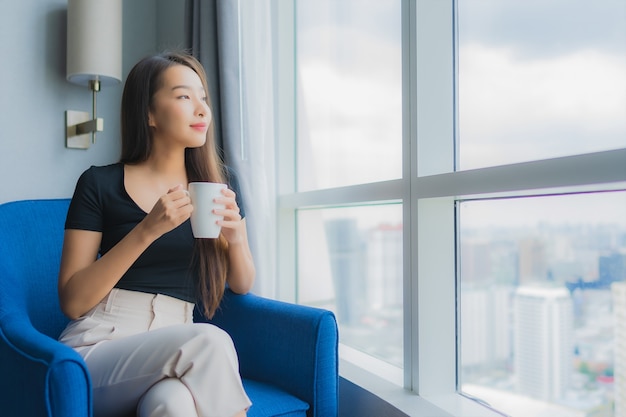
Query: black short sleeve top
65,163,245,303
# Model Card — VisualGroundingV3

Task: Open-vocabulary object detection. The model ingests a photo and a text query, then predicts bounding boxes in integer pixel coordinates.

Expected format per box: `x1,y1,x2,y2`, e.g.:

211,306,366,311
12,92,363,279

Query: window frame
273,0,626,415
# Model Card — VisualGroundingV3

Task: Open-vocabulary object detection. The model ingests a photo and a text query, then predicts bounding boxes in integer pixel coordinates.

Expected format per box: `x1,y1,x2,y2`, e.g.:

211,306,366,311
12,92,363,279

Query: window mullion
402,0,417,391
413,0,457,399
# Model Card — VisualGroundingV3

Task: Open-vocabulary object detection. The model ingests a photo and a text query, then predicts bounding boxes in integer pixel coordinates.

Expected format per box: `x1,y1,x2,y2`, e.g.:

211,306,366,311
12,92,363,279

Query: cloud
459,43,626,168
458,0,626,58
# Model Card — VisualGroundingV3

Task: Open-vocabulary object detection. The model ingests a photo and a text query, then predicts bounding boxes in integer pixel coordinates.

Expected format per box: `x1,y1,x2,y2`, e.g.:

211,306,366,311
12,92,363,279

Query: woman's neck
143,146,187,177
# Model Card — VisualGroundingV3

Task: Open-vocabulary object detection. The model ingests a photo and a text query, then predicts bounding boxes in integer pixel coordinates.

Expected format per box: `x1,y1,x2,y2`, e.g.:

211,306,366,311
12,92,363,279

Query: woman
58,52,254,417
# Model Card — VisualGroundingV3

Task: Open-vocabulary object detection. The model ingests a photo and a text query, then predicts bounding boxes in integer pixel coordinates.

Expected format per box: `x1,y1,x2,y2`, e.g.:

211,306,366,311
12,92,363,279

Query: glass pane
458,191,626,417
296,0,402,191
458,1,626,170
297,204,403,368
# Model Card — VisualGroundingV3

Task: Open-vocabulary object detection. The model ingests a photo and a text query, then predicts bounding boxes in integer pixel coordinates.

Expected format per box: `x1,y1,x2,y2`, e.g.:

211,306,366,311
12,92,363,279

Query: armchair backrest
0,199,71,339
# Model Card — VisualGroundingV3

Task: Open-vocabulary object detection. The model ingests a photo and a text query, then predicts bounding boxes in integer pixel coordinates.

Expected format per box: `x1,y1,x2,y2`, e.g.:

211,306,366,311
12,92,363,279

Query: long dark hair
120,51,228,319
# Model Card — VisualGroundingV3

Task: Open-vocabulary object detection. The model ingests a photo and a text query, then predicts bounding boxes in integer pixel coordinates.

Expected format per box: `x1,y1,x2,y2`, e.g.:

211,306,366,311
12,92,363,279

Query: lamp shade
67,0,122,87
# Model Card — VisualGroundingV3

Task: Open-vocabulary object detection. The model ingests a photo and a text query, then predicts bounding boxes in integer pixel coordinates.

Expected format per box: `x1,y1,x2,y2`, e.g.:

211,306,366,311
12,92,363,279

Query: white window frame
273,0,626,415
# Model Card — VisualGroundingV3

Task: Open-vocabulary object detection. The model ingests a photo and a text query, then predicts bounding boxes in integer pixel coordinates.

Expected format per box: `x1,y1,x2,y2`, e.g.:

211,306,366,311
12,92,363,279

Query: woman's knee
174,324,239,368
155,323,235,353
183,323,236,353
195,323,234,345
137,378,198,417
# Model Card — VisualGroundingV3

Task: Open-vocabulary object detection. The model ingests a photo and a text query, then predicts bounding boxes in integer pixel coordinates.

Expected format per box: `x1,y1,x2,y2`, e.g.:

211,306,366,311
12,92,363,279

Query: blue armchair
0,199,338,417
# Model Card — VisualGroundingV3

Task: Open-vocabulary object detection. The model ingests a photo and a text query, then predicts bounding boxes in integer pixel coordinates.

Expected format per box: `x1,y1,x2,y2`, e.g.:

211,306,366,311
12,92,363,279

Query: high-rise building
324,218,367,326
601,253,626,286
514,286,573,401
368,223,402,309
461,239,493,285
518,238,548,284
461,286,512,369
613,282,626,417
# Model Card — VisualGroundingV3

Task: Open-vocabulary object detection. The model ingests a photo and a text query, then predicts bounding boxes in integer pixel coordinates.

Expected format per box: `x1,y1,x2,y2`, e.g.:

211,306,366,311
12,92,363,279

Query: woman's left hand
214,188,245,244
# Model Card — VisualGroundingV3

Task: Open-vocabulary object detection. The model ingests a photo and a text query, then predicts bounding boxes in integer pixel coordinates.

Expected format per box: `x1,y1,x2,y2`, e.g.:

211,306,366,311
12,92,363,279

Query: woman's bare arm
58,226,155,319
216,188,256,294
225,218,256,294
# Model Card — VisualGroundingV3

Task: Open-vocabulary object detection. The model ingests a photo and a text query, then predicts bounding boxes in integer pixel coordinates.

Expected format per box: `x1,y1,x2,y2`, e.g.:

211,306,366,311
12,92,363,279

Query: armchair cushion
243,380,309,417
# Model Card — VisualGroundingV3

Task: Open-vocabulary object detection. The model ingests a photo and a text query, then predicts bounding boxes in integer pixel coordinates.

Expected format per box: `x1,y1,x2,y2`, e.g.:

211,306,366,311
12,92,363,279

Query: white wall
0,0,161,204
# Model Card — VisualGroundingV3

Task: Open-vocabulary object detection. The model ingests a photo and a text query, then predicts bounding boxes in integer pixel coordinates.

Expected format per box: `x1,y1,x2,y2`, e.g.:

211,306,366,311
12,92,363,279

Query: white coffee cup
188,182,227,238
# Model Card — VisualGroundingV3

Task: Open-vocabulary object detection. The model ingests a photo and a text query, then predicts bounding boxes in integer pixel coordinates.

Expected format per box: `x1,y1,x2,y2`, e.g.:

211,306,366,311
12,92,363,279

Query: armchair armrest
196,290,338,417
0,311,92,417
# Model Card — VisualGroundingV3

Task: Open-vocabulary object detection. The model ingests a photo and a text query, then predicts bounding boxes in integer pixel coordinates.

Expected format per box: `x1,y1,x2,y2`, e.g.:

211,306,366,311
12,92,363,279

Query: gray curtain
185,0,241,164
184,0,277,297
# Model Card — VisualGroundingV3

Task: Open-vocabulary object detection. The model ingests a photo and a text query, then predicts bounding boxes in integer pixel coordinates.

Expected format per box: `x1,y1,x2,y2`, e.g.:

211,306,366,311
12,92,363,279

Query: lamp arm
65,80,103,149
89,80,101,144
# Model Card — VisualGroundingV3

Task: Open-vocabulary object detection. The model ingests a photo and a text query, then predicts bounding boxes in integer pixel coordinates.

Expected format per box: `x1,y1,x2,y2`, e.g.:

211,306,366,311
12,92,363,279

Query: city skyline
460,217,625,416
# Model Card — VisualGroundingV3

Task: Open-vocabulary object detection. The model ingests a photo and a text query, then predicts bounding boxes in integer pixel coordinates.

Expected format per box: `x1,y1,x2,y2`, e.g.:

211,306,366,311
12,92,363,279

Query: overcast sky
459,0,626,57
458,0,626,170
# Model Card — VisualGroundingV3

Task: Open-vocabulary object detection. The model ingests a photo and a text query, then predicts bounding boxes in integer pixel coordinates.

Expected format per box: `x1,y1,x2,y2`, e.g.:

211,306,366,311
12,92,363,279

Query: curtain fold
185,0,277,298
185,0,224,153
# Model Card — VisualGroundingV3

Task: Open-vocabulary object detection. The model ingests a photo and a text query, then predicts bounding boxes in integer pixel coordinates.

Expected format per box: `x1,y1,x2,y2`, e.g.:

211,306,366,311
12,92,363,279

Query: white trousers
58,288,251,417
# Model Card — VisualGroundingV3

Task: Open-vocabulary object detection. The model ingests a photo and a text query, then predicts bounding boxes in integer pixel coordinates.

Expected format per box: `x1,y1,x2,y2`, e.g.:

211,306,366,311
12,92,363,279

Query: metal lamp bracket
65,80,104,149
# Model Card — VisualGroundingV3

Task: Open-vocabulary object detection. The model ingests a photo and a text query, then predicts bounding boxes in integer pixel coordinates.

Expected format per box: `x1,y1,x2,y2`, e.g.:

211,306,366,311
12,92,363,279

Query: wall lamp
65,0,122,149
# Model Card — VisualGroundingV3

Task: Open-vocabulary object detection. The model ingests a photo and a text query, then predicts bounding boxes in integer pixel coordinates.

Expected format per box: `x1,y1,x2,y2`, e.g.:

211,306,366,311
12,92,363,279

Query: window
456,2,626,416
297,204,403,368
457,0,626,170
273,0,626,415
459,192,626,416
295,0,402,191
291,0,405,376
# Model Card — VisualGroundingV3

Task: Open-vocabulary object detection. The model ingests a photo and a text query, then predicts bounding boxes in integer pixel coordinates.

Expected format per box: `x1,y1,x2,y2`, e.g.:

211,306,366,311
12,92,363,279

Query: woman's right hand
140,185,193,240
